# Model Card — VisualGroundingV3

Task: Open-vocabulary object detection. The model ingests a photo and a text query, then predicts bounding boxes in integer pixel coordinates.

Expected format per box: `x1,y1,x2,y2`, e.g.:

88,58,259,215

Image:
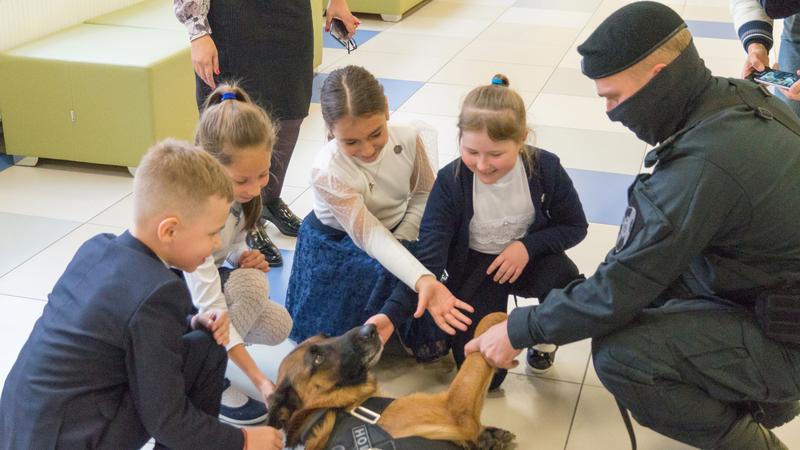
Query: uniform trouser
778,13,800,116
262,117,304,202
84,330,228,449
451,251,580,388
592,299,800,448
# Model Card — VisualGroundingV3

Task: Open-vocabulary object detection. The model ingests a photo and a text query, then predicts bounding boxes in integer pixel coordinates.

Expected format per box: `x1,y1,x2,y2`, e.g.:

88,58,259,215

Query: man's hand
487,241,530,284
325,0,360,39
191,35,219,89
240,250,270,273
464,320,522,369
777,66,800,101
244,426,283,450
192,309,230,346
415,275,474,335
742,42,770,79
365,313,395,344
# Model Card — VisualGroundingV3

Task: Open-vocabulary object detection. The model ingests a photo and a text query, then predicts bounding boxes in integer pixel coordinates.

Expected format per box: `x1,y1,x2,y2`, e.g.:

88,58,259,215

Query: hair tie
221,92,237,101
491,76,504,86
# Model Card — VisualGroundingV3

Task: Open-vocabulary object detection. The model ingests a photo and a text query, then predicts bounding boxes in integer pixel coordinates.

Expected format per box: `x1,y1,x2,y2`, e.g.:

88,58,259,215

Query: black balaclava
577,1,712,145
606,44,711,145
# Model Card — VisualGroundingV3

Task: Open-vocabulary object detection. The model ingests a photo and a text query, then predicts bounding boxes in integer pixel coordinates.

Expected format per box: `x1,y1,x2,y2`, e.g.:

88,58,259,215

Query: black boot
246,218,283,267
262,198,301,237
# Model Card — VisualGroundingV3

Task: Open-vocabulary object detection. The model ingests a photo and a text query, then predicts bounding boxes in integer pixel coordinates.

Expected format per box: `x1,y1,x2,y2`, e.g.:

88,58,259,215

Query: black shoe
246,218,283,267
747,401,800,429
526,347,556,374
263,198,301,237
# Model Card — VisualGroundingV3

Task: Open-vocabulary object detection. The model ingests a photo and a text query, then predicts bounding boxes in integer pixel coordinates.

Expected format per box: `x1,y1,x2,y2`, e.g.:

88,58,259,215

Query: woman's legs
261,118,304,237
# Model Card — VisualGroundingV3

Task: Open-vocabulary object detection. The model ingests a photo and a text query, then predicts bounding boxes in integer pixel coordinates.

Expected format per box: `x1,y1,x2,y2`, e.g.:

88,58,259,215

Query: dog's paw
478,426,516,450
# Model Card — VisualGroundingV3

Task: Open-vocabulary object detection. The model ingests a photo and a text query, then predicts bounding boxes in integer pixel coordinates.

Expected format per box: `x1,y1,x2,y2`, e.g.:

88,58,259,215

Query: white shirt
311,124,435,290
469,155,535,255
184,204,250,350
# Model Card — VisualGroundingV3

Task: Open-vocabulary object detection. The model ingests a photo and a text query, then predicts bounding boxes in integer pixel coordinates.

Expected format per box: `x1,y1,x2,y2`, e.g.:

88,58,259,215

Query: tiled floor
2,0,799,448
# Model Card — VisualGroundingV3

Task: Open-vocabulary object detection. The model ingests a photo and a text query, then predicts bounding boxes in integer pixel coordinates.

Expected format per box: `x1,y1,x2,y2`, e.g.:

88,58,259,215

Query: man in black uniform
464,2,800,448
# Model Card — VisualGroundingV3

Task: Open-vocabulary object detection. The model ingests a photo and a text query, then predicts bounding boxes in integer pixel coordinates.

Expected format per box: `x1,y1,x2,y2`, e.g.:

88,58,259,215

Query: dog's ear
266,380,301,429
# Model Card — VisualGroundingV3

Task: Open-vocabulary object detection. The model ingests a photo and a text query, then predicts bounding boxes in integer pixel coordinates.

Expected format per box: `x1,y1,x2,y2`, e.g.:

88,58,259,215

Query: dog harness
302,397,463,450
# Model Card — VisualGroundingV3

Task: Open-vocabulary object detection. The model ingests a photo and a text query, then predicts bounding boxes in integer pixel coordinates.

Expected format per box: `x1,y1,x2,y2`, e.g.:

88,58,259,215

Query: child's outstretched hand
240,250,270,273
192,310,230,347
415,275,474,335
488,241,529,284
258,378,276,407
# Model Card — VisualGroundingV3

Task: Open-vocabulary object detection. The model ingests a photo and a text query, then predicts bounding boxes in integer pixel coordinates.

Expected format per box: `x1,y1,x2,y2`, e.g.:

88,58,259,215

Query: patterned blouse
173,0,211,40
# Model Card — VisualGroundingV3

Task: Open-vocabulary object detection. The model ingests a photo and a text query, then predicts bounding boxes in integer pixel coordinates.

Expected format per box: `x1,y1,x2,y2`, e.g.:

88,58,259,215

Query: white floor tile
413,0,507,20
389,15,493,39
529,93,629,133
682,5,734,21
0,213,80,277
456,36,573,67
541,67,598,98
298,103,328,144
497,7,591,28
326,50,450,82
399,83,474,116
319,47,349,72
567,385,695,449
0,295,45,391
431,59,554,92
0,224,125,300
479,22,581,44
0,162,132,222
283,139,320,189
534,125,645,175
359,31,471,58
565,223,619,277
89,194,133,228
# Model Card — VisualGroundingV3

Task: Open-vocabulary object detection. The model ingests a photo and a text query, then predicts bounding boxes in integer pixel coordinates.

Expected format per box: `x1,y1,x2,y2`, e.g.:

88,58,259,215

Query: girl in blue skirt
285,66,469,361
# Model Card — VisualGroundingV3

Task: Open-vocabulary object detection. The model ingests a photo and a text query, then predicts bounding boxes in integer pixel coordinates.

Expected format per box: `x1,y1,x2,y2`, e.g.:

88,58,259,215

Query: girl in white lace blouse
369,75,588,390
285,66,462,361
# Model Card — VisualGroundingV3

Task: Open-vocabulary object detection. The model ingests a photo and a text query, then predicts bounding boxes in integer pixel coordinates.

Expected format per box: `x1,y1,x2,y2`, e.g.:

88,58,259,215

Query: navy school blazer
380,147,589,327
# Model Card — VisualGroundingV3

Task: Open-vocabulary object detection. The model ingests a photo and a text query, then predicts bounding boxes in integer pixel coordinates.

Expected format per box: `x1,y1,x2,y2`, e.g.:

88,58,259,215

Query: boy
0,140,283,449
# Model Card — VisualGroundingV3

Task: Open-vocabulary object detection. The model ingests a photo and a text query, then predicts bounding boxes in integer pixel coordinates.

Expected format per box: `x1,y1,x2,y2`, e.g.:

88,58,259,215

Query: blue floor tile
323,28,380,49
267,249,294,306
566,168,635,226
312,73,424,111
686,20,737,40
0,155,13,172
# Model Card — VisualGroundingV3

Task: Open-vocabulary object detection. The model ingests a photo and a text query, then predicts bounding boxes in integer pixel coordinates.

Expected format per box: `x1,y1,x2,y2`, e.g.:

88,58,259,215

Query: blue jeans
778,14,800,116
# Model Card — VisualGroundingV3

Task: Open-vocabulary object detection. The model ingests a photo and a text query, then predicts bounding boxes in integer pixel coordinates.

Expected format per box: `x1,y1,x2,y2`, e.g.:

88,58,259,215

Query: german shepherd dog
266,312,515,450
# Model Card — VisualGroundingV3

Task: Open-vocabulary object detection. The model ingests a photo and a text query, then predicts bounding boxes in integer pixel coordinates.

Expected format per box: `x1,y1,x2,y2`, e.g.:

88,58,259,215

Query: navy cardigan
380,147,589,327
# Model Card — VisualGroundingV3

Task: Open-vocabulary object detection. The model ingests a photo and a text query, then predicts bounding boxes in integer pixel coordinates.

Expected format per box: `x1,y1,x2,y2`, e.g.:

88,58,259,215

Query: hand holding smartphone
329,17,357,53
754,68,800,89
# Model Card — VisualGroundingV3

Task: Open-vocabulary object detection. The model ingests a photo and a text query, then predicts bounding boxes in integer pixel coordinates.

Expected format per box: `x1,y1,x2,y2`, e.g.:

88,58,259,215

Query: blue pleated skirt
285,212,448,361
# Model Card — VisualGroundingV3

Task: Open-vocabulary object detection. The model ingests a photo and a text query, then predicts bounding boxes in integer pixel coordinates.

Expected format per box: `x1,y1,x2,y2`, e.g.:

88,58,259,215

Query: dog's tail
445,312,507,425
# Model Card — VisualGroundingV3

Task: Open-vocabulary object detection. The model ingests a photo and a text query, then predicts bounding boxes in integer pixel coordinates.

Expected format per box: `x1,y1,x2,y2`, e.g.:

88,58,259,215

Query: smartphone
330,17,349,41
754,69,799,89
329,17,357,53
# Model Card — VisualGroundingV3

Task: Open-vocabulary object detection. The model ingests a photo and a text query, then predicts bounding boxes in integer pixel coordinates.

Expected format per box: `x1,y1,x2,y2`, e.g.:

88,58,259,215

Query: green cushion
346,0,425,17
0,24,197,167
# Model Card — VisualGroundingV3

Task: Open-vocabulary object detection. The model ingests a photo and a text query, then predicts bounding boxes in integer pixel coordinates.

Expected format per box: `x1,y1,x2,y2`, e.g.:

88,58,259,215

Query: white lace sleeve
311,167,432,290
393,134,435,242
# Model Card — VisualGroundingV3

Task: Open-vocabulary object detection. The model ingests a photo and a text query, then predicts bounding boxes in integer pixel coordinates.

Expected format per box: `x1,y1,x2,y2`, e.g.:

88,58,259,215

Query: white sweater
311,124,435,290
184,204,250,350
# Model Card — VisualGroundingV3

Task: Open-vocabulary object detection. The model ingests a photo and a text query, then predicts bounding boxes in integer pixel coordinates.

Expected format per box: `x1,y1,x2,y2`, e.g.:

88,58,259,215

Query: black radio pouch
755,288,800,344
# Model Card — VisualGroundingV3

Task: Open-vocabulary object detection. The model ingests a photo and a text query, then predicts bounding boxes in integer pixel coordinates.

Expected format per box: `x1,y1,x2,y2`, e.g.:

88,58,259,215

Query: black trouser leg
182,329,229,417
592,300,800,448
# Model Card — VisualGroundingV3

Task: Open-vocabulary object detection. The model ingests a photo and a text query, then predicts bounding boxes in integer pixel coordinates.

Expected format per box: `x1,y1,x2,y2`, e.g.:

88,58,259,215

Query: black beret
577,1,687,79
